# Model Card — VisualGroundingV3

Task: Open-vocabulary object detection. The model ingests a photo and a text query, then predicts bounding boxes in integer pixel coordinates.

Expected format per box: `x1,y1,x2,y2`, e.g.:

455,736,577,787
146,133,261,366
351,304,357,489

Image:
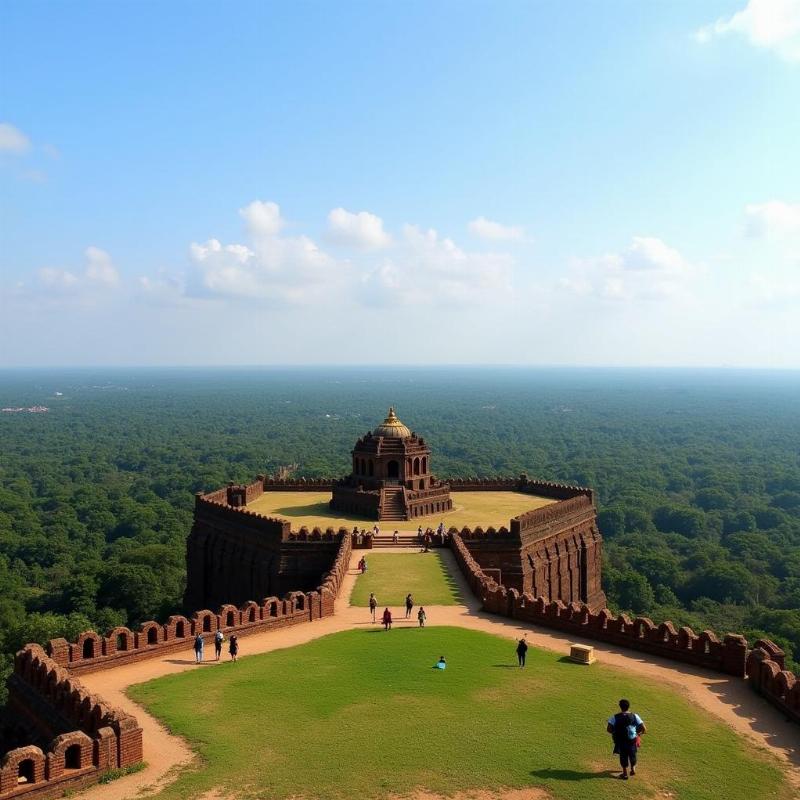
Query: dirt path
77,548,800,799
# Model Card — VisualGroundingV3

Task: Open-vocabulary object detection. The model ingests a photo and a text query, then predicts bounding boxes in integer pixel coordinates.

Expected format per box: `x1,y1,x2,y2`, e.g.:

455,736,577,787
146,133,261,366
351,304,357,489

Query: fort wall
450,532,799,722
0,530,352,800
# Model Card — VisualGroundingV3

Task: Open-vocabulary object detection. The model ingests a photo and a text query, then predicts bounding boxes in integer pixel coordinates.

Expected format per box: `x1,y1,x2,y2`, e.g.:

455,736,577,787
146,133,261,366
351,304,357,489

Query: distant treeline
1,367,799,700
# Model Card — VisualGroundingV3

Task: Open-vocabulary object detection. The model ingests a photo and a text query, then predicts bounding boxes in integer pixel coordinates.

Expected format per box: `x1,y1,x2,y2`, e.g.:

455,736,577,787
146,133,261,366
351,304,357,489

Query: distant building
330,407,452,521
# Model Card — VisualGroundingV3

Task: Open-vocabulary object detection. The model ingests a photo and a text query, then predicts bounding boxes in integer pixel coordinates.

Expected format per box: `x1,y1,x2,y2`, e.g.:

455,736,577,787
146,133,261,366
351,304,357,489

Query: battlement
0,645,142,799
1,532,352,799
450,532,798,723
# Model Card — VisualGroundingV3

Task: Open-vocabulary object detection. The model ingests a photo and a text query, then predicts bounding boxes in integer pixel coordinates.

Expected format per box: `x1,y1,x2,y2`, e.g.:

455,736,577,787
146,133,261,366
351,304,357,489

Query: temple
330,407,453,521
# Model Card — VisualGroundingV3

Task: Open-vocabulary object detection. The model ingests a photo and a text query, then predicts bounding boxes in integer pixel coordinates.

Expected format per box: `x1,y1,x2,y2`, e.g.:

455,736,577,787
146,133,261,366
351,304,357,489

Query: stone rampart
48,531,351,676
0,531,352,798
450,532,799,724
0,645,143,799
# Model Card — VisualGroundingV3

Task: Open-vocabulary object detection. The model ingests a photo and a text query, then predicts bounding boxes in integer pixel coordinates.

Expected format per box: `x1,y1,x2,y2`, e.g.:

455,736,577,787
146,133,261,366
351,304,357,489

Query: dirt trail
77,547,800,799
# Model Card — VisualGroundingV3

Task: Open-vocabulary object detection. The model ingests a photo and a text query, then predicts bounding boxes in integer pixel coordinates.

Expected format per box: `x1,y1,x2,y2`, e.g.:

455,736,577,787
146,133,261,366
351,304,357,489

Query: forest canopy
1,366,799,699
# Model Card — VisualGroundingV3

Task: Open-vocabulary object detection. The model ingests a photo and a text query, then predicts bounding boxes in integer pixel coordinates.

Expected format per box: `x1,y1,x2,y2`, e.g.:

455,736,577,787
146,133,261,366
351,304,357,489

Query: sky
1,0,799,368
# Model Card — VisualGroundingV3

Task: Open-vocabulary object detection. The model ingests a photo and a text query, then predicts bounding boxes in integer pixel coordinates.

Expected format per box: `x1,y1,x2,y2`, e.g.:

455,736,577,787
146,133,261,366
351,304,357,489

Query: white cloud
35,247,119,295
327,207,391,249
239,200,285,237
561,236,697,302
468,216,525,241
359,224,514,307
84,246,120,285
187,201,336,304
744,200,800,238
694,0,800,62
0,123,31,154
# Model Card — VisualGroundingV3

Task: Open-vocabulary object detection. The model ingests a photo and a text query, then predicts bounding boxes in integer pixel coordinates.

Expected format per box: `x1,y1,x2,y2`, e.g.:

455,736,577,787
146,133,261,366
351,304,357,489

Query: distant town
1,406,49,414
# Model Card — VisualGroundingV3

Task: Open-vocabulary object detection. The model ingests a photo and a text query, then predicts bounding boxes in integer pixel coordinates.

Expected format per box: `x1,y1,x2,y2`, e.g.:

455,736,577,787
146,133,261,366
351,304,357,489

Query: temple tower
330,407,452,521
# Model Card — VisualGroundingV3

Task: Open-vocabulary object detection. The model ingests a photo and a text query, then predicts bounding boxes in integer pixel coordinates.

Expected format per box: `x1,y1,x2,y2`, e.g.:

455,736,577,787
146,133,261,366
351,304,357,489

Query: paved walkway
77,548,800,799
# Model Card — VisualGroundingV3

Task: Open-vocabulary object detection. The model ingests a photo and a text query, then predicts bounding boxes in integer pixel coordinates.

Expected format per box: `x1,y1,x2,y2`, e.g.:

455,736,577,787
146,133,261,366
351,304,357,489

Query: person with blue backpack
606,698,646,780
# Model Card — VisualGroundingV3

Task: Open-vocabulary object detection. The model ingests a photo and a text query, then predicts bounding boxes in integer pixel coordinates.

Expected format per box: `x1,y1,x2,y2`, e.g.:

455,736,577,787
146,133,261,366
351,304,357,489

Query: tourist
417,606,426,627
229,634,239,662
405,593,414,618
436,655,446,670
362,556,368,573
516,636,528,667
606,699,646,780
417,525,423,542
393,529,399,544
194,633,204,663
214,629,224,661
382,608,392,630
369,592,378,622
373,523,380,538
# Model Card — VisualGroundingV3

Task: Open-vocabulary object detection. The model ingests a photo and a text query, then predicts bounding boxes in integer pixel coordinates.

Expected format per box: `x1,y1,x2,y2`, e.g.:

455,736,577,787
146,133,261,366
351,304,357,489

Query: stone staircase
380,486,407,522
371,533,420,549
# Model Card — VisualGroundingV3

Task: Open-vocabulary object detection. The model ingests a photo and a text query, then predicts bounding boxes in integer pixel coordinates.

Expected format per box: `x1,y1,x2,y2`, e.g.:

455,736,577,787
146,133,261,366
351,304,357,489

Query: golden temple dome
373,407,412,439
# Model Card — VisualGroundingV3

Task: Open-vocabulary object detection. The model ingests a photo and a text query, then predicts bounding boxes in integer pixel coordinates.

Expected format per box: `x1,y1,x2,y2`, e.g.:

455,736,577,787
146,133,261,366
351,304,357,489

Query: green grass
247,490,553,530
128,627,792,800
349,551,462,607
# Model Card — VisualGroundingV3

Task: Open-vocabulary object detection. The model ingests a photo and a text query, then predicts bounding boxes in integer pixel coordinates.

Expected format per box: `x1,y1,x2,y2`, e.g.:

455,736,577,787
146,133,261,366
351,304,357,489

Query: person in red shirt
382,608,392,630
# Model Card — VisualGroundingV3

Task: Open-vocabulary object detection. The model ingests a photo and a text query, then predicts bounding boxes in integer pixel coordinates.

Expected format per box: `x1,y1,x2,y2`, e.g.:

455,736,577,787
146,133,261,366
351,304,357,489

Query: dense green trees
1,366,799,700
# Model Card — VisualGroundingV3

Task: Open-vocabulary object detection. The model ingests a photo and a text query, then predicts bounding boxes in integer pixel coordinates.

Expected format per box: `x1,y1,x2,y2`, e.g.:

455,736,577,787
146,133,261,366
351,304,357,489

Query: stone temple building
330,407,453,521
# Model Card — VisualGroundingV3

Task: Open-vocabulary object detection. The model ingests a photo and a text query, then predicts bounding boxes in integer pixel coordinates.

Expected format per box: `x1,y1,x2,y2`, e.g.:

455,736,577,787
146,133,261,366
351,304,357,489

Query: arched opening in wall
226,611,235,627
116,633,128,652
419,481,425,491
202,616,212,633
175,621,185,638
387,460,399,479
269,601,278,617
407,458,412,474
147,628,158,645
368,461,374,477
413,457,420,476
295,595,305,611
248,607,256,623
662,628,670,643
422,456,427,473
703,639,711,655
64,744,81,771
82,639,94,660
18,759,36,784
579,543,588,604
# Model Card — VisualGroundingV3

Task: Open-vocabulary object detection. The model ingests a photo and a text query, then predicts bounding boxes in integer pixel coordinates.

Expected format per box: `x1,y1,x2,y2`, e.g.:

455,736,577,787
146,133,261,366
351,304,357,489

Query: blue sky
1,1,799,367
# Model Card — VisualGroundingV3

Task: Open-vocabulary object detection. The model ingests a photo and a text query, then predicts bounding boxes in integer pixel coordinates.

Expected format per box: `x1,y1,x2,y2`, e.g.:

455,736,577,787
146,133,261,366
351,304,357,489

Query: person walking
606,699,646,780
193,633,204,663
369,592,378,622
405,593,414,618
382,608,392,631
229,634,239,662
516,636,528,667
214,629,224,661
392,529,399,544
417,606,426,627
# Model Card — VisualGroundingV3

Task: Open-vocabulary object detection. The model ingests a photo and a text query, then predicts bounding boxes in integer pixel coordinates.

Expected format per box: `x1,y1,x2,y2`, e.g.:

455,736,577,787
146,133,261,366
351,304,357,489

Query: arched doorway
387,460,399,479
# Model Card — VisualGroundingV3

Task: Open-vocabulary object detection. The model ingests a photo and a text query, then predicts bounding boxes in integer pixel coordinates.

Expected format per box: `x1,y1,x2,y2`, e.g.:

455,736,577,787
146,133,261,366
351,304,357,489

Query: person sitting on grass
435,655,446,670
382,608,392,630
606,698,646,780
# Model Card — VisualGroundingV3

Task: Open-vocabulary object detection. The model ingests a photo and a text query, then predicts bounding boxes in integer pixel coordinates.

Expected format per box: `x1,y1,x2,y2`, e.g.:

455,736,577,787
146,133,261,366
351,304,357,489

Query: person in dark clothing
405,593,414,618
606,698,646,780
229,634,239,662
382,608,392,630
516,637,528,667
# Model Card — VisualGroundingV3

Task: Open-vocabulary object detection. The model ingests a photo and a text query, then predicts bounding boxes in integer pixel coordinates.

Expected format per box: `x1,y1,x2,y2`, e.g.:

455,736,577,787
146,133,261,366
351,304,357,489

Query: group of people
193,630,239,663
416,522,447,551
368,591,427,629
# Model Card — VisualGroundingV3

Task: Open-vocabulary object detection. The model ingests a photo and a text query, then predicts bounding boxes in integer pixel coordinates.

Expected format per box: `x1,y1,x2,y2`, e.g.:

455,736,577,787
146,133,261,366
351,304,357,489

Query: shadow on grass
491,664,518,669
272,501,374,522
530,768,617,781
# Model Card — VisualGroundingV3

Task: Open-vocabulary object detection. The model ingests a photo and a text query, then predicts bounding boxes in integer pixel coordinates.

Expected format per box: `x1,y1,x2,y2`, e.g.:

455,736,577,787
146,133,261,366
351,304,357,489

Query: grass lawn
247,490,553,530
350,551,461,607
129,627,793,800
